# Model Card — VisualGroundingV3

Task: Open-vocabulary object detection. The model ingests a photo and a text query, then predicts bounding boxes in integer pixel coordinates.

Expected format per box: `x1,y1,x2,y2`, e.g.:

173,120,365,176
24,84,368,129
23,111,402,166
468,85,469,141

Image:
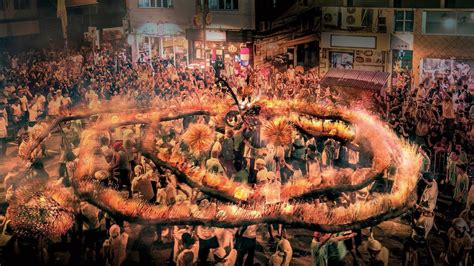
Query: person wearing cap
454,163,469,215
415,172,438,238
367,238,389,266
104,224,128,266
255,158,268,183
443,218,472,265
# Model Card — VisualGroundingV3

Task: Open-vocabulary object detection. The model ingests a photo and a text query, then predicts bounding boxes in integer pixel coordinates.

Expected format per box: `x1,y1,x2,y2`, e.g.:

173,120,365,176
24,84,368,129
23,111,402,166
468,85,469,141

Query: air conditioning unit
341,7,364,29
322,7,339,27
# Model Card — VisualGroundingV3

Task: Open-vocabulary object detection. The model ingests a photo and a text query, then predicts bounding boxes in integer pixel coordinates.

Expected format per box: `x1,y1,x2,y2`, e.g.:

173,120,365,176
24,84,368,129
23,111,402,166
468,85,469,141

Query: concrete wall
208,0,255,30
0,0,38,20
0,0,39,37
127,0,194,30
412,9,474,83
127,0,255,31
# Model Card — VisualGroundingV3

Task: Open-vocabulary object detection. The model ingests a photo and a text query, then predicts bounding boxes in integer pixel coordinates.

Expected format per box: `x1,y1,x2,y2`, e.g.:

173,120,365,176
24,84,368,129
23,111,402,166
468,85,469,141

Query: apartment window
445,0,474,8
138,0,173,8
395,0,440,8
423,11,474,36
394,10,413,32
14,0,30,10
0,0,5,11
209,0,238,11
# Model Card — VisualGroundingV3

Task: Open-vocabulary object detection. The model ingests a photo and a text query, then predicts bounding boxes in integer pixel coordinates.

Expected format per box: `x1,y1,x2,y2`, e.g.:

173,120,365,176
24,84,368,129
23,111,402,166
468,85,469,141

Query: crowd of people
0,42,472,266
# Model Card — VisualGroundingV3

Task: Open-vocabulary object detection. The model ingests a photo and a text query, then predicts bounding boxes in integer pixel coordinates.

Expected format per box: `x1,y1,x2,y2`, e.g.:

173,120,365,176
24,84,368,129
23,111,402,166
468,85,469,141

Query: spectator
176,232,198,266
442,218,472,265
0,110,7,156
367,238,389,266
453,164,469,214
235,225,257,266
103,224,128,266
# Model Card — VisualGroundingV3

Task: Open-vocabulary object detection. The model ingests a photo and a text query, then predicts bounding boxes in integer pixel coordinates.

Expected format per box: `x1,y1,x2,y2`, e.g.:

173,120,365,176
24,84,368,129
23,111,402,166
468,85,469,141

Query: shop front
186,28,253,69
130,22,188,65
320,32,390,76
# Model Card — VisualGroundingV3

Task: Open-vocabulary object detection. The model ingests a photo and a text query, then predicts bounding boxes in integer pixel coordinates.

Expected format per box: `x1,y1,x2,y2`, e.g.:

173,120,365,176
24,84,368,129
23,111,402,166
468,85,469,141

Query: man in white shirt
48,93,62,117
415,172,438,238
0,111,8,156
131,169,155,203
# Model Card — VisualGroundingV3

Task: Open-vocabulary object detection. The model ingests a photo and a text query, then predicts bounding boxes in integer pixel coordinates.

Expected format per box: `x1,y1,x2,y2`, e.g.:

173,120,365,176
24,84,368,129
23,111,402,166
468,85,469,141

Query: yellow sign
228,45,238,53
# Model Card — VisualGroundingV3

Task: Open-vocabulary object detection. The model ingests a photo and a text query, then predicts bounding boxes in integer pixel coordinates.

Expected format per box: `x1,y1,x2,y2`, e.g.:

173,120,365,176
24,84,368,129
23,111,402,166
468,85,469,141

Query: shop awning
283,34,319,47
321,69,390,90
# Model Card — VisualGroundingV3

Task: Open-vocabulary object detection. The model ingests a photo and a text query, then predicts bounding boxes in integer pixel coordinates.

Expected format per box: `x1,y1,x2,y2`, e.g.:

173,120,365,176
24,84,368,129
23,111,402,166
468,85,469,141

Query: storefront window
445,0,474,8
14,0,30,10
209,0,238,10
330,51,354,69
394,10,413,32
138,0,173,8
423,11,474,36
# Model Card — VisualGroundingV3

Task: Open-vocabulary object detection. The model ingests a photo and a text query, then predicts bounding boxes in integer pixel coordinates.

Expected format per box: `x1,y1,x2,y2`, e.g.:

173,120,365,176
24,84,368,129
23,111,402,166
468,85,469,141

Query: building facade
0,0,39,39
317,4,474,90
253,0,320,69
125,0,256,65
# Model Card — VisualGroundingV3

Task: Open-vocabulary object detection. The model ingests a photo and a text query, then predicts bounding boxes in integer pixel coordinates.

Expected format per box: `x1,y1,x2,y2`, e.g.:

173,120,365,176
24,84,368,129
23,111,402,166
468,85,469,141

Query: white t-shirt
29,103,40,122
48,98,61,116
36,95,46,111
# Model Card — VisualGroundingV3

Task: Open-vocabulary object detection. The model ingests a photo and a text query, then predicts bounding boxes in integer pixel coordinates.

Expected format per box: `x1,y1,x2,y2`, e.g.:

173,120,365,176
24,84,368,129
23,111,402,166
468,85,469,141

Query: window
0,0,5,11
423,11,474,36
14,0,30,10
394,10,413,32
138,0,173,8
395,0,440,8
209,0,238,11
445,0,474,8
353,0,389,7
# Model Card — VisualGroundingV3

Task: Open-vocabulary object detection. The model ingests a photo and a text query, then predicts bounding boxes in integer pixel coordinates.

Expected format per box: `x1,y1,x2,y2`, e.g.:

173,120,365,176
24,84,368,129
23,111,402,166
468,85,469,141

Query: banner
57,0,68,39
